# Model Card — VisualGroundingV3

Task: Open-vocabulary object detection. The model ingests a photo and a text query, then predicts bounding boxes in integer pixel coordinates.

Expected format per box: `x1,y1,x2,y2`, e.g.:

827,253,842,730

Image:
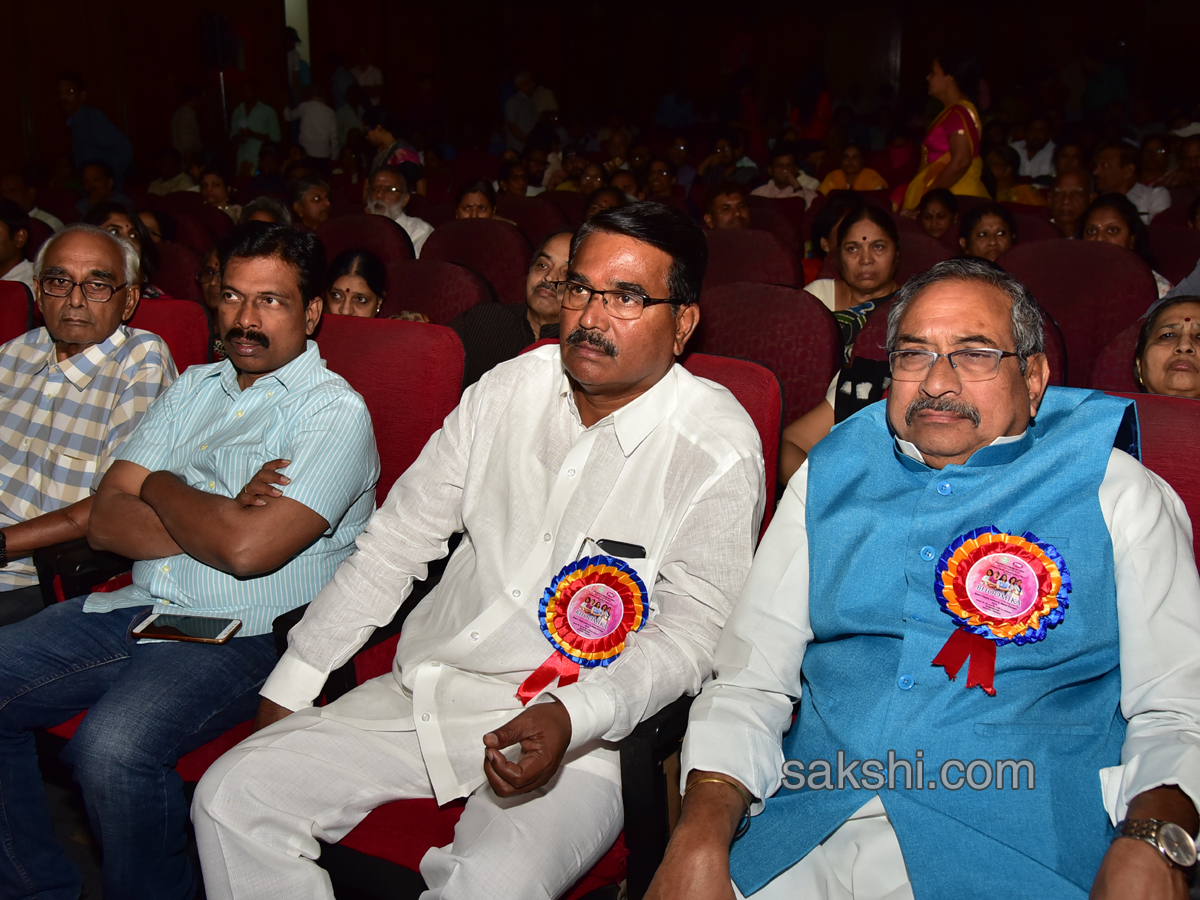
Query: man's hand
1090,836,1189,899
236,459,291,508
482,698,572,797
253,698,294,733
645,775,746,900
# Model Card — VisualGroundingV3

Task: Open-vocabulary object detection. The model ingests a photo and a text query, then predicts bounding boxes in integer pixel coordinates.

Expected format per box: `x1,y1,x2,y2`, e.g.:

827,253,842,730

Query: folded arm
2,497,92,559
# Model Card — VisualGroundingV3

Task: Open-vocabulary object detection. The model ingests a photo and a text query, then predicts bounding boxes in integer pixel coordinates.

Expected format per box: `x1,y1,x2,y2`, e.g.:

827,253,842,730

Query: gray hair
886,258,1044,372
240,196,293,228
33,223,141,286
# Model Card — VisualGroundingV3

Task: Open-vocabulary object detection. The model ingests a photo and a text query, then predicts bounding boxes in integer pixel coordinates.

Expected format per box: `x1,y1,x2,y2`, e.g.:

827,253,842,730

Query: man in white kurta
193,202,766,899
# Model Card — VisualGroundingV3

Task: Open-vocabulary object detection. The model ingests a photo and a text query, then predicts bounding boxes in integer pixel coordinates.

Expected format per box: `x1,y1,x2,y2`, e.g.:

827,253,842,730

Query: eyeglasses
39,276,128,302
552,280,681,320
195,266,220,285
888,348,1019,382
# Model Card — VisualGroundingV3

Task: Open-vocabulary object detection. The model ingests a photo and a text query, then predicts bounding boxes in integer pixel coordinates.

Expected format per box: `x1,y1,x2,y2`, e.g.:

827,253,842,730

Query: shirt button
567,468,576,477
912,614,926,623
420,712,431,722
199,444,207,450
920,546,936,561
236,410,244,417
208,482,216,489
267,391,274,398
937,481,952,495
543,533,552,542
469,631,480,641
21,438,29,446
897,675,914,690
512,589,521,598
161,565,170,573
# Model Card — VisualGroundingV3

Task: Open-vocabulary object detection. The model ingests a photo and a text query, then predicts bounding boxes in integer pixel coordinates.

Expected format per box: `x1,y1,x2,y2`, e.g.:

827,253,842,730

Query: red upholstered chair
1148,223,1200,285
1010,213,1063,243
379,259,493,325
127,298,210,371
318,213,416,265
495,194,572,248
703,228,802,291
145,193,233,242
746,202,802,256
690,282,840,424
999,240,1156,387
1089,320,1141,392
169,213,217,256
25,217,54,259
895,232,955,285
0,281,32,343
1108,392,1200,562
540,190,588,228
421,218,532,305
1152,202,1192,228
153,241,203,302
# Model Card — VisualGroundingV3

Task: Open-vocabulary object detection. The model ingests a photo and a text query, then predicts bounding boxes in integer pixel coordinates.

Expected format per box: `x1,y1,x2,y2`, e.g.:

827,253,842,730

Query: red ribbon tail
932,629,997,695
516,653,580,705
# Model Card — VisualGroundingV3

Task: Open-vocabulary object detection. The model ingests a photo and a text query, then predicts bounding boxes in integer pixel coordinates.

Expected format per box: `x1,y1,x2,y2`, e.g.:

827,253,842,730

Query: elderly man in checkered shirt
0,223,175,624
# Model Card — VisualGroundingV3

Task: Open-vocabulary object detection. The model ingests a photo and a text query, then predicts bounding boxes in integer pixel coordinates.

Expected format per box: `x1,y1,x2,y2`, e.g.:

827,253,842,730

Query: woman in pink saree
902,52,989,211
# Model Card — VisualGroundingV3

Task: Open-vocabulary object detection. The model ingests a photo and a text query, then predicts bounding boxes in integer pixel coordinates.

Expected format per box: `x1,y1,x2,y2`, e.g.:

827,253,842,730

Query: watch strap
1116,818,1196,869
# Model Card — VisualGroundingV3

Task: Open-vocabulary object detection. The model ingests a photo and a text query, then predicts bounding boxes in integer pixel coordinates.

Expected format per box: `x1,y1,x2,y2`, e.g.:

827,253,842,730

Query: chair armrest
32,538,132,609
619,694,694,900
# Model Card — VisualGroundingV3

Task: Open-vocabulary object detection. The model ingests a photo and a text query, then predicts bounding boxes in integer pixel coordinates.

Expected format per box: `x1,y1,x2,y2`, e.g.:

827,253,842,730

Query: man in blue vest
648,258,1200,900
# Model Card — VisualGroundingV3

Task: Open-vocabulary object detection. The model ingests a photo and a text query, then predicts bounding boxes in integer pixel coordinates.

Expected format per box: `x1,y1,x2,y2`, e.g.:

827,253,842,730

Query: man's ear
13,228,27,252
305,296,323,335
672,304,700,356
121,285,141,323
703,213,714,229
959,236,967,251
1025,352,1051,417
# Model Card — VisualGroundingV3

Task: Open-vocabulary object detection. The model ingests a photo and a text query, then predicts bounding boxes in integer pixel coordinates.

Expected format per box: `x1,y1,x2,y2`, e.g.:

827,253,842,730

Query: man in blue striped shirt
0,223,378,900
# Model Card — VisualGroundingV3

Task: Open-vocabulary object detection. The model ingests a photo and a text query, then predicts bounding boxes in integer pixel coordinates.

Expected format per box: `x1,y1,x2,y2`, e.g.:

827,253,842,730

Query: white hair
33,223,141,286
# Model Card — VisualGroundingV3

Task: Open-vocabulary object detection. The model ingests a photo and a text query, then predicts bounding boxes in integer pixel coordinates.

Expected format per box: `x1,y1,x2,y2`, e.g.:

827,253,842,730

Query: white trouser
191,707,623,900
733,797,913,900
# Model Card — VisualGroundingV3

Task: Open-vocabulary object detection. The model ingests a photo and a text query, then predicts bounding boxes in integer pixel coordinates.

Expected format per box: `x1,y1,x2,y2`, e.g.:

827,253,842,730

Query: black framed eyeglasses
39,276,128,303
195,266,220,285
551,280,682,320
888,348,1020,382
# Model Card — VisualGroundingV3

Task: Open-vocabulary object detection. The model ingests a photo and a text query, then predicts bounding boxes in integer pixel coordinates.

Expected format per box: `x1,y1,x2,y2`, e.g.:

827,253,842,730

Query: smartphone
133,613,242,644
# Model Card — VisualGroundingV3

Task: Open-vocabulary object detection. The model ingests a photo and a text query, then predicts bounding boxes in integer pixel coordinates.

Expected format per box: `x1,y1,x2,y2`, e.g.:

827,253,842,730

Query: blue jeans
0,597,278,900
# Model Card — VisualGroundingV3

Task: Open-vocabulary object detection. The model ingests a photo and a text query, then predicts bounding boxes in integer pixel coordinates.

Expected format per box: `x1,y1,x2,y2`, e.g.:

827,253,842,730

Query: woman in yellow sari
902,52,990,211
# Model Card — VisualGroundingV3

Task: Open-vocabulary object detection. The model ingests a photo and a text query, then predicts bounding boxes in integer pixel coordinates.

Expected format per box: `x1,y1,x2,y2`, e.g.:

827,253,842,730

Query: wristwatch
1115,818,1198,869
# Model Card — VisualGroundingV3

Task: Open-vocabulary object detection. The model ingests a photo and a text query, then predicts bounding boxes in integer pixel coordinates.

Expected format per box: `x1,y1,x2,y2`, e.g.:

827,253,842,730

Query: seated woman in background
325,249,387,317
985,144,1046,206
1135,295,1200,398
455,179,502,220
137,208,173,244
959,202,1017,262
196,246,225,360
199,167,242,222
240,196,292,227
817,142,888,195
83,201,163,297
917,188,959,242
802,193,863,289
1082,192,1173,298
584,185,628,220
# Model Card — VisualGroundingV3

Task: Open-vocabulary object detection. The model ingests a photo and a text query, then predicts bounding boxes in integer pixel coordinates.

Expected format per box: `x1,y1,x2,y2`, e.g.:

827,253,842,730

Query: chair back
703,228,802,291
495,195,571,249
539,190,587,228
0,282,32,344
682,353,782,535
380,260,492,325
895,232,955,285
691,282,841,424
421,218,532,305
1010,213,1063,243
128,298,210,371
145,192,233,241
318,214,416,266
316,315,464,501
745,201,802,256
1000,240,1156,387
1109,392,1200,562
1148,223,1200,285
25,218,54,259
153,241,203,302
1089,320,1141,392
169,212,217,256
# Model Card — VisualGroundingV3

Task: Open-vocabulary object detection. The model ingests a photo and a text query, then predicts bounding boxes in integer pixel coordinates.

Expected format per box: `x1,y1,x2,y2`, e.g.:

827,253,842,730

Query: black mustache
905,396,982,427
223,327,271,349
566,326,618,357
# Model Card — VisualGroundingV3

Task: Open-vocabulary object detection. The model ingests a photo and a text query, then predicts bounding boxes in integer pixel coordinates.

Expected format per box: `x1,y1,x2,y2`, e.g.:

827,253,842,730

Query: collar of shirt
559,360,680,457
209,339,323,399
38,325,131,391
894,430,1029,471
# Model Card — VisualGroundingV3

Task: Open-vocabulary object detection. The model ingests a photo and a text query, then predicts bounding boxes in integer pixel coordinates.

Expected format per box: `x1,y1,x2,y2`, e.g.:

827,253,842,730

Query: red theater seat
145,193,233,242
540,190,588,228
169,212,217,256
421,218,532,305
495,194,571,248
895,232,955,285
746,201,802,256
153,241,203,302
1089,320,1141,393
703,228,802,291
318,214,416,265
1010,213,1063,243
25,217,54,259
128,298,210,371
379,259,492,325
0,282,32,343
1148,223,1200,285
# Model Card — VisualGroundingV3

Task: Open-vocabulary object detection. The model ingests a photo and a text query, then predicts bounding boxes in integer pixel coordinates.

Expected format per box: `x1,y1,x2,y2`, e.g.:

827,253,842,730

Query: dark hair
1096,141,1138,172
769,142,800,166
810,195,864,259
327,248,387,299
141,208,176,243
935,50,981,105
647,157,677,178
83,201,159,280
841,141,865,158
456,178,496,208
585,186,628,213
1052,141,1086,168
1189,196,1200,227
240,196,292,227
155,147,182,166
199,166,231,188
497,159,525,183
79,158,115,180
988,144,1021,174
572,201,707,307
219,221,326,305
0,199,30,242
1085,192,1155,268
959,202,1018,245
919,188,958,215
1136,296,1200,390
57,71,85,91
705,180,746,214
531,229,575,267
837,203,900,249
289,174,329,206
361,106,401,137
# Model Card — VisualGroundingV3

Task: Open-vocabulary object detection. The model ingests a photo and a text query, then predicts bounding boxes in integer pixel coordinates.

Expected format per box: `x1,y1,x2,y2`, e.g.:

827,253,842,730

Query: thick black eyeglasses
39,276,128,303
888,348,1019,382
551,280,681,320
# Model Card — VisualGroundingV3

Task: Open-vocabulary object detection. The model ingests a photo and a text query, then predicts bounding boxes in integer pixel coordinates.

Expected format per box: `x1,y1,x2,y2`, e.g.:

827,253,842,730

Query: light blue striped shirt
84,341,379,636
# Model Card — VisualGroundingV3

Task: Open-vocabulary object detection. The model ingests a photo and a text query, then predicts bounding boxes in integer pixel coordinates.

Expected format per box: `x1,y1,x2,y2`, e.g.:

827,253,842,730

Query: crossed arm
89,458,330,578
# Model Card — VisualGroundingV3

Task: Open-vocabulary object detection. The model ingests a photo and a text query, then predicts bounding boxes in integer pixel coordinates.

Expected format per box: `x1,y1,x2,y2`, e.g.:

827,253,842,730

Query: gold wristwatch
1115,818,1198,869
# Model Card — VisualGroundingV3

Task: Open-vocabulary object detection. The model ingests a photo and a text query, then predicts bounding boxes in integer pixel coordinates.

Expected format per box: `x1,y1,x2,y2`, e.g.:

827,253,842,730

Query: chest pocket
45,451,99,503
208,435,272,497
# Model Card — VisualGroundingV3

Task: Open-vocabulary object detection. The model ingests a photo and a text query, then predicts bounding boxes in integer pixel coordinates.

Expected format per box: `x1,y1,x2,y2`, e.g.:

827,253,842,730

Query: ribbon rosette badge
516,555,648,704
930,526,1071,696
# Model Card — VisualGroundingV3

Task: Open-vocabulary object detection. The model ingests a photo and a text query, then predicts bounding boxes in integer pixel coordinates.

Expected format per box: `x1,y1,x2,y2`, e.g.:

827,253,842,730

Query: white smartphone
133,613,242,644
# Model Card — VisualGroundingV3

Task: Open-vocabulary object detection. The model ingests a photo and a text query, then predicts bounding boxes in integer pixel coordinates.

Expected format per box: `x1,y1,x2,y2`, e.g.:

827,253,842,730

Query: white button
431,661,441,667
200,444,207,450
208,482,215,489
161,565,169,573
421,712,431,722
22,438,29,446
236,410,244,417
543,533,552,542
567,468,576,477
267,391,274,397
469,631,480,641
512,589,521,598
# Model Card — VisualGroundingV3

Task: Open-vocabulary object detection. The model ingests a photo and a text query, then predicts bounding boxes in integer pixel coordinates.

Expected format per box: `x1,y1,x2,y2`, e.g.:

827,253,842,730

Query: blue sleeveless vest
730,388,1138,898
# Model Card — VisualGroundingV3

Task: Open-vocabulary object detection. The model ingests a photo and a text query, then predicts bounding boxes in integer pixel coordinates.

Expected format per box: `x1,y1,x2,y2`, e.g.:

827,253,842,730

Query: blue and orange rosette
930,526,1071,696
517,556,649,704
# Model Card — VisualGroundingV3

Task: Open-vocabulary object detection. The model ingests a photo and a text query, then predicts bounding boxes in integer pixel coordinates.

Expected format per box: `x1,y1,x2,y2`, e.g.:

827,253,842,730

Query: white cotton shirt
263,345,766,804
1010,139,1056,181
1126,182,1171,224
1,259,34,291
30,207,65,234
683,443,1200,894
392,210,433,257
284,101,339,160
